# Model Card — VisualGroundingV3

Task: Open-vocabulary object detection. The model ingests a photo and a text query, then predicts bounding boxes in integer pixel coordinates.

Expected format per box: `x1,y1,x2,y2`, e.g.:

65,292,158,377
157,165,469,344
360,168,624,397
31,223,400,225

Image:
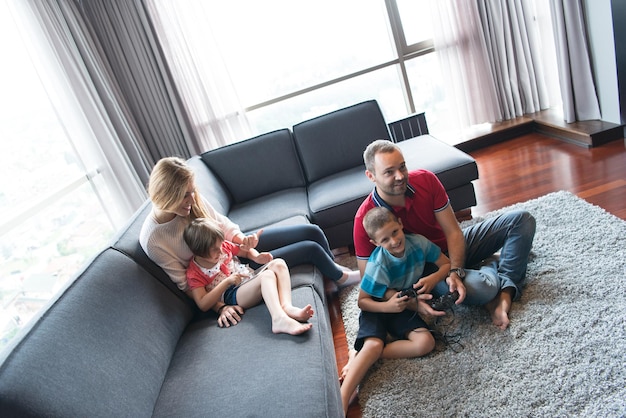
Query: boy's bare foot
340,349,357,382
485,289,513,330
272,315,313,335
284,304,314,322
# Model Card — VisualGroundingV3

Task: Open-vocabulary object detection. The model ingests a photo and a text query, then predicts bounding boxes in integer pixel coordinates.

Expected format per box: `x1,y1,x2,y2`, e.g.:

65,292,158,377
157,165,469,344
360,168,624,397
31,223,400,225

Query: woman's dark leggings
253,224,343,281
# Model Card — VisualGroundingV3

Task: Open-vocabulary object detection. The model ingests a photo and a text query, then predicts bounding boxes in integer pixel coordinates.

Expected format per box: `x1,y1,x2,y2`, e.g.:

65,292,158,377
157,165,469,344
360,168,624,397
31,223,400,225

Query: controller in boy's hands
397,284,423,298
428,290,460,311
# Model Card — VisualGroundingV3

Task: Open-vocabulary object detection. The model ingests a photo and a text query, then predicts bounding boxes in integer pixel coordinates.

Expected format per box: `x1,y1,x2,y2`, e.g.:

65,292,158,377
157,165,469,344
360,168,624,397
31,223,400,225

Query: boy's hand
388,292,413,313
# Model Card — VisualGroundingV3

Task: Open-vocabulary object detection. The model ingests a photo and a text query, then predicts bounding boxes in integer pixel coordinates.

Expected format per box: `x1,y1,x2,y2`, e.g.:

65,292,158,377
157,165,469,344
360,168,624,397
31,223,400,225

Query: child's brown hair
362,207,399,240
183,217,225,257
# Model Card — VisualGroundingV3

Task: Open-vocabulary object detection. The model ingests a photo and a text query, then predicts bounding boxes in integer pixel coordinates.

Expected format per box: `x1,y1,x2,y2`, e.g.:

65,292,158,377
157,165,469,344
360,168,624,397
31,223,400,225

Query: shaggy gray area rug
338,191,626,417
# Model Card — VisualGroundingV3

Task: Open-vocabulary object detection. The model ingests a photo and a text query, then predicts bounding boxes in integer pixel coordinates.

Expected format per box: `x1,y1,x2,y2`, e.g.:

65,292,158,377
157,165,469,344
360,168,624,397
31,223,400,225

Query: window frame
243,0,434,117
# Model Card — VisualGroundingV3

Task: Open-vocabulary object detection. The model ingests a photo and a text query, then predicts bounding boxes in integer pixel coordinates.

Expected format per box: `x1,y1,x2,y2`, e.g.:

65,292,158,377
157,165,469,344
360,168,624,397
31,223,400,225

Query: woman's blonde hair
147,157,209,219
183,218,224,257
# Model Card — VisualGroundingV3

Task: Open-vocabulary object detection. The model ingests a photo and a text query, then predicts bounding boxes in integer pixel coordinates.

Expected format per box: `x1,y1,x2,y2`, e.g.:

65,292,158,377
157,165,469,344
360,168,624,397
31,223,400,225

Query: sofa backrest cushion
110,201,185,297
0,248,194,418
200,129,306,204
186,155,232,216
292,100,391,184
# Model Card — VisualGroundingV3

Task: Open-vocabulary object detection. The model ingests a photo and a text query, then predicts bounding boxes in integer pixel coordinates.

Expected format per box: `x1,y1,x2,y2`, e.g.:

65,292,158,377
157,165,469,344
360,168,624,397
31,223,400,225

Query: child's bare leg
238,270,311,335
268,259,314,322
258,271,312,335
340,349,357,382
380,328,435,359
340,338,383,416
485,287,514,330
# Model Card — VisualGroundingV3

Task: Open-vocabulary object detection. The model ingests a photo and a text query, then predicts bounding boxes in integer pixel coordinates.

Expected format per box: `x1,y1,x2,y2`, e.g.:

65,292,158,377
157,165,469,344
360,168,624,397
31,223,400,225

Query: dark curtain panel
72,0,198,182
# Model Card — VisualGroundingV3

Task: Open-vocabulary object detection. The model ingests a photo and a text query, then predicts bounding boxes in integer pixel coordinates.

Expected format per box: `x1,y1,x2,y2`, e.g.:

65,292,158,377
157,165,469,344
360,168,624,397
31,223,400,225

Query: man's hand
446,273,466,304
415,294,447,317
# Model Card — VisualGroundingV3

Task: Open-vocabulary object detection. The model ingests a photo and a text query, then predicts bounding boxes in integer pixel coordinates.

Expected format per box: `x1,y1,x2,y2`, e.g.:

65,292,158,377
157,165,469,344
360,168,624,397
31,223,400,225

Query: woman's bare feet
485,288,514,330
284,304,314,322
272,315,312,335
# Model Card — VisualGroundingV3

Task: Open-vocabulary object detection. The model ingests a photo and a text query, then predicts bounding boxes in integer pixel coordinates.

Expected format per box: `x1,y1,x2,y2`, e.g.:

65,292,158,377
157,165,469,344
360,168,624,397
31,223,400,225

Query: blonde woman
140,157,360,327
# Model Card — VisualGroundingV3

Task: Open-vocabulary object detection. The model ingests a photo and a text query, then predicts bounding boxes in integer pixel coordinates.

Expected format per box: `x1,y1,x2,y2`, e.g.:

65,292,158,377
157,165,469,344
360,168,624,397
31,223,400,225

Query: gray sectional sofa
0,100,478,417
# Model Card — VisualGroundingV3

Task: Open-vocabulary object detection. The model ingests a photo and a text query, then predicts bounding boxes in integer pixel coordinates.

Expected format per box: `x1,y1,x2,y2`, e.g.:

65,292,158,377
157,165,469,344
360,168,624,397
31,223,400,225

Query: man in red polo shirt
353,140,536,330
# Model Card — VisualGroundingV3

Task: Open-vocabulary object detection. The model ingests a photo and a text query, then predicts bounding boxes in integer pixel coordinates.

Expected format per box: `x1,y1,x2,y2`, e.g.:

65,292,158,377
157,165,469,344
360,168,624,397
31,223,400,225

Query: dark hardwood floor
331,133,626,417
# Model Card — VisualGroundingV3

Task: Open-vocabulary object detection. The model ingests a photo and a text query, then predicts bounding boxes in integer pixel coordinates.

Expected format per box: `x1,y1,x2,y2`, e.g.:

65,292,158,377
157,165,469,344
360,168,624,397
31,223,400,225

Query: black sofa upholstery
0,100,478,417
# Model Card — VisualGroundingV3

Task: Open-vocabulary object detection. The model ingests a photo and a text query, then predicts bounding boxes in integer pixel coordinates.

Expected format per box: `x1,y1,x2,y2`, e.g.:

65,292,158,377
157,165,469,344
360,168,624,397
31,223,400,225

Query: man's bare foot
485,289,513,330
284,304,314,322
340,349,357,382
272,315,312,335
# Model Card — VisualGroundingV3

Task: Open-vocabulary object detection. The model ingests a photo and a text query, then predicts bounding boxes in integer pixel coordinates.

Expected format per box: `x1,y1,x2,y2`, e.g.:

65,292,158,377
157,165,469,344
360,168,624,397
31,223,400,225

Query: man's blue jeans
433,210,536,305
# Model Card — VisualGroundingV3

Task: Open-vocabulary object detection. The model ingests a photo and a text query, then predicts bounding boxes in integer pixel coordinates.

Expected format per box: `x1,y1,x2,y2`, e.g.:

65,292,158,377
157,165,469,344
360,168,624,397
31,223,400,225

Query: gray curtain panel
550,0,601,122
72,0,199,178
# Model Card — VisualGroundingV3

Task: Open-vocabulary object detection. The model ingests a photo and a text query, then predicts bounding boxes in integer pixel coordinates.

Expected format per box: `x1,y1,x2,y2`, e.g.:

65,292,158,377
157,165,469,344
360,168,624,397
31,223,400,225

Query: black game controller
397,285,423,298
428,290,459,311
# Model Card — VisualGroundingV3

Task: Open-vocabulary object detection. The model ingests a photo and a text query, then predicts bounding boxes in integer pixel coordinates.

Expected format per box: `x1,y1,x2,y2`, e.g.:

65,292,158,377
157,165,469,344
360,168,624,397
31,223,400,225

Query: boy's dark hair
183,218,224,257
363,207,399,240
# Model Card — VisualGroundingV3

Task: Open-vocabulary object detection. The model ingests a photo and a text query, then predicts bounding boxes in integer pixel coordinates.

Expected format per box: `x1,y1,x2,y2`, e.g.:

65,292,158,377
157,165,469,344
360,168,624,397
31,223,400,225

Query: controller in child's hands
397,284,423,298
428,290,460,311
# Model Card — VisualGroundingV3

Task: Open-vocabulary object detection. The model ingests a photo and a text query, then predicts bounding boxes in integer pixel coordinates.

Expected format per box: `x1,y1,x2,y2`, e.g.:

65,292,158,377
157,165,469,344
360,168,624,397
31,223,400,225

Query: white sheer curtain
429,0,560,129
428,0,501,127
143,0,252,151
12,0,146,225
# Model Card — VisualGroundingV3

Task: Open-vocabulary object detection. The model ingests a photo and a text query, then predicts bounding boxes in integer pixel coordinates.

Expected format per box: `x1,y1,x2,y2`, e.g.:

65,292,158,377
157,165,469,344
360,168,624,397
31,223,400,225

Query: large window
233,0,447,138
0,3,128,350
152,0,452,143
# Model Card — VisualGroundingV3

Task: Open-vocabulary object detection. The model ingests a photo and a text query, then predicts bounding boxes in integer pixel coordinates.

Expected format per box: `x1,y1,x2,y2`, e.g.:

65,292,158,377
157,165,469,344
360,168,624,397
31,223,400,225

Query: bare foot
485,289,513,330
272,315,312,335
340,349,357,382
254,252,273,265
284,304,314,322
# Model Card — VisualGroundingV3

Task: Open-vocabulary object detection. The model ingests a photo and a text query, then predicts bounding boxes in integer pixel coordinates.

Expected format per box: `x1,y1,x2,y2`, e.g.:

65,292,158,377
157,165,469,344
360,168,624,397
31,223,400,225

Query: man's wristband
217,304,228,314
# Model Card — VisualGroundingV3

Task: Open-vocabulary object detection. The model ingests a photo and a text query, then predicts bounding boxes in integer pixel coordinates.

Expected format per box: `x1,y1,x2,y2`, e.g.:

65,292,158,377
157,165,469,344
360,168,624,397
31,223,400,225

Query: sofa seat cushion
397,135,479,191
153,285,342,418
307,166,372,229
0,249,193,418
226,188,310,233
